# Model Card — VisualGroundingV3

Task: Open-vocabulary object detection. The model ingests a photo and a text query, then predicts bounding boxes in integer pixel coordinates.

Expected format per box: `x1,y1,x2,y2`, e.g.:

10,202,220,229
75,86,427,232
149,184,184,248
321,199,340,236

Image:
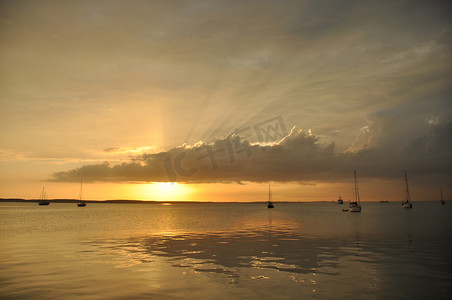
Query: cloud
52,126,334,183
51,110,452,183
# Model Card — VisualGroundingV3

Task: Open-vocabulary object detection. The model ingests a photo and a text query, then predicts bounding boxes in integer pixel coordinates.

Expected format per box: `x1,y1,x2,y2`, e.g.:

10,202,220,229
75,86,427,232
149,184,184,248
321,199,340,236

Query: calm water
1,202,451,299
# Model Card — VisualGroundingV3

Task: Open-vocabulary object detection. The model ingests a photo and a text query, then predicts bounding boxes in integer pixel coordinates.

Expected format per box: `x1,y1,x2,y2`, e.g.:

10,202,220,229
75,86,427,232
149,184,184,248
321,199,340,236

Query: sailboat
402,170,413,208
349,170,361,212
77,180,86,207
267,182,274,208
38,187,50,205
440,186,445,205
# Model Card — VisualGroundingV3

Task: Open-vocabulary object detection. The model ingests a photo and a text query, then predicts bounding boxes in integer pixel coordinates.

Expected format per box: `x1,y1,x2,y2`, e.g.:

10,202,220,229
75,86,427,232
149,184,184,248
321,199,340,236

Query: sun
139,182,193,201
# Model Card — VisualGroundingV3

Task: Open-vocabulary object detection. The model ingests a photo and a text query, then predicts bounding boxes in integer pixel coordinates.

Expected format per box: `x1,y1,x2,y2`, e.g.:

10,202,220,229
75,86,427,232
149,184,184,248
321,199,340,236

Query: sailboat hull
77,203,87,207
402,202,412,208
349,205,361,212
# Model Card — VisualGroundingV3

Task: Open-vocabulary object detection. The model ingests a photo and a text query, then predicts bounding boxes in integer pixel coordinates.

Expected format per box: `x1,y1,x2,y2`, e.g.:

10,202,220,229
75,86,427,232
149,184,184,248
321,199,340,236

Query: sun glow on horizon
138,182,193,201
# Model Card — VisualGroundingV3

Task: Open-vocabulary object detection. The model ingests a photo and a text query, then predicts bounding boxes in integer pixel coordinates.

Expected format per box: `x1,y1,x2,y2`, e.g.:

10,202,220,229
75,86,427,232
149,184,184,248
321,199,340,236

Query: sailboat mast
78,179,83,201
404,170,411,203
268,182,272,202
354,170,360,204
440,186,443,201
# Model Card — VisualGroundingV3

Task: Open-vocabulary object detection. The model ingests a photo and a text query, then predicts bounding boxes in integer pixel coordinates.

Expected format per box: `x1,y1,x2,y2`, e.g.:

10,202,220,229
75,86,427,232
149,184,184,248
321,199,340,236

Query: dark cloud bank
51,112,452,184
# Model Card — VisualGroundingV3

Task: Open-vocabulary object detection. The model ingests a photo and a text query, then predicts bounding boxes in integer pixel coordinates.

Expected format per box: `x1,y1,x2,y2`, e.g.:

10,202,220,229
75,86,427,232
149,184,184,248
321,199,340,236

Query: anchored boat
402,170,413,209
267,182,274,209
349,170,361,213
77,180,86,207
38,187,50,206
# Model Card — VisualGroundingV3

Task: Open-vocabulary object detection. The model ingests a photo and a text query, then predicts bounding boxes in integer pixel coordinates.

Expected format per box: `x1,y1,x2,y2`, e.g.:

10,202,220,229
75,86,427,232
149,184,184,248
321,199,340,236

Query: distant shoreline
0,198,436,204
0,198,175,204
0,198,310,204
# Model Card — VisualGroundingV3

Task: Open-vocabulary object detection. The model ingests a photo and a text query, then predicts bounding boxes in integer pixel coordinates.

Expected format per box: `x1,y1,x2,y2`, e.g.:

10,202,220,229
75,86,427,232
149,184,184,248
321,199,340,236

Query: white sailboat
38,187,50,206
402,170,413,209
267,182,274,208
77,180,86,207
349,170,361,212
440,186,445,205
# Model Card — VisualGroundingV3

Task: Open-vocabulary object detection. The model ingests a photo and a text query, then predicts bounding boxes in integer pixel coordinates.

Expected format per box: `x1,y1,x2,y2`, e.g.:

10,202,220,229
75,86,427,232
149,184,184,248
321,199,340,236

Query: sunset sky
1,0,451,202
